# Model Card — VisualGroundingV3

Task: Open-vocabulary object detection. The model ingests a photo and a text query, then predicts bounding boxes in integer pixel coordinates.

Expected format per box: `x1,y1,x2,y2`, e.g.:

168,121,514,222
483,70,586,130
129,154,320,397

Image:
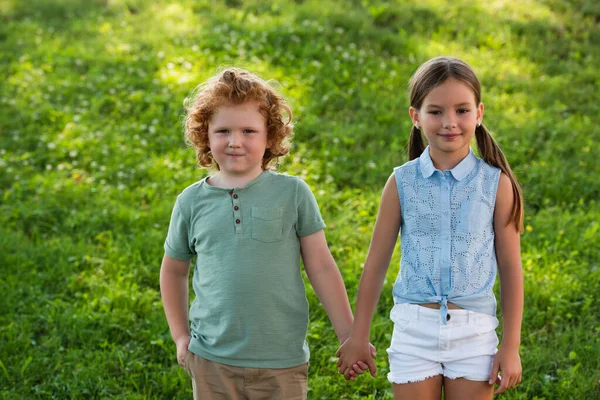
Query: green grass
1,0,599,398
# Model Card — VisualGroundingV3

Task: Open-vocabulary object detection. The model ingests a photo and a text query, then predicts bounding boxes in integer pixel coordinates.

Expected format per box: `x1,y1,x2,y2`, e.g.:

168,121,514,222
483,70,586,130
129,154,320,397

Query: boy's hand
336,338,377,380
344,343,377,380
175,335,191,368
489,345,522,395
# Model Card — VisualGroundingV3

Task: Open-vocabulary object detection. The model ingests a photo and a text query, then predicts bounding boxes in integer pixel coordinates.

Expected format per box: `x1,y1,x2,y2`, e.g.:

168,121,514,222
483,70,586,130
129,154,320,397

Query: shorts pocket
474,314,499,335
295,362,309,379
457,201,491,234
252,207,283,243
390,305,412,332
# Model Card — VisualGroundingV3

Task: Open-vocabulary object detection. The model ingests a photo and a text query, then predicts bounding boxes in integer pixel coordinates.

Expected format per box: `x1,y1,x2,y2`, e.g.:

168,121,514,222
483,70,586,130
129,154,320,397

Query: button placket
231,191,242,234
439,174,452,296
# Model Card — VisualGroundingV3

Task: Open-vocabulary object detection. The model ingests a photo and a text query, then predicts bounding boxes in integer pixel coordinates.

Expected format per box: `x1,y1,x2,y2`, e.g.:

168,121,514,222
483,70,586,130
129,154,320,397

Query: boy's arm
300,229,375,379
336,173,401,379
491,172,524,395
160,253,191,367
300,230,354,345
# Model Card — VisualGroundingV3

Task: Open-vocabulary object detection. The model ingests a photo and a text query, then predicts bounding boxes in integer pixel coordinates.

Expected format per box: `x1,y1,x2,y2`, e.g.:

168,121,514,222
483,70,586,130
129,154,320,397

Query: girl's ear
477,102,484,125
409,107,420,129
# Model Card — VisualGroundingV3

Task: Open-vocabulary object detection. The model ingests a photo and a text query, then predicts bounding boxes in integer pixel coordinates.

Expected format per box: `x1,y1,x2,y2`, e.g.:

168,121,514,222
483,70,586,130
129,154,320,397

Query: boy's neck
207,169,266,189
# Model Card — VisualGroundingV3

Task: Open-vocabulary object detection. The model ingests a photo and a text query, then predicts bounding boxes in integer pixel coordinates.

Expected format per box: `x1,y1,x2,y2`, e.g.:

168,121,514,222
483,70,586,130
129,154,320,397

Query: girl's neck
429,146,470,171
207,168,265,189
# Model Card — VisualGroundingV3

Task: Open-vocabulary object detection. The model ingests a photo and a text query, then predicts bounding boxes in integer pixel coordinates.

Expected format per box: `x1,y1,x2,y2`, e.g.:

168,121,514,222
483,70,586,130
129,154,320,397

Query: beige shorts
183,351,309,400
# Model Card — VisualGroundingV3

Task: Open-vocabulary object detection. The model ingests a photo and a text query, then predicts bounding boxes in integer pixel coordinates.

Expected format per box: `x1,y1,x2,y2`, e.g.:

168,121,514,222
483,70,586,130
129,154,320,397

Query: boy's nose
228,132,242,147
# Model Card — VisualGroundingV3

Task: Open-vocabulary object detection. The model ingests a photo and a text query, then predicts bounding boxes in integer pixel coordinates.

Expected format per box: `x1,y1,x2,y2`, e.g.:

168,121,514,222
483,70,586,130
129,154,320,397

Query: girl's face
208,101,270,182
410,78,483,162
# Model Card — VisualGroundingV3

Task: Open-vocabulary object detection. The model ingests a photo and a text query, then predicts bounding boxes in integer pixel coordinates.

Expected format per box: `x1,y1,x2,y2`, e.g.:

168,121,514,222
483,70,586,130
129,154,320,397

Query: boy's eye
428,111,441,115
457,109,470,114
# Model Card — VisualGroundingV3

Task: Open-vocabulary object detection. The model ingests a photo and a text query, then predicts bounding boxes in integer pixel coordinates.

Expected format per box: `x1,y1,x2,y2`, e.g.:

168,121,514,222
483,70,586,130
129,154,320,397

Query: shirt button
235,219,240,224
443,259,449,263
443,235,449,240
233,194,239,199
234,206,239,211
443,210,449,215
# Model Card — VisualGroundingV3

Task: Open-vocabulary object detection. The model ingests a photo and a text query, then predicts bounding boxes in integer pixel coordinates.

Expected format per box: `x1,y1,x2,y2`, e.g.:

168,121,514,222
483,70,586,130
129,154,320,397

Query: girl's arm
336,173,401,379
160,254,191,367
490,172,524,395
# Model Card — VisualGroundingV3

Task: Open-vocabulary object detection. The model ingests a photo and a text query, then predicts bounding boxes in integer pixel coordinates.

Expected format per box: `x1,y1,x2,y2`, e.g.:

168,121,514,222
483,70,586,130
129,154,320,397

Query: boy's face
208,101,270,181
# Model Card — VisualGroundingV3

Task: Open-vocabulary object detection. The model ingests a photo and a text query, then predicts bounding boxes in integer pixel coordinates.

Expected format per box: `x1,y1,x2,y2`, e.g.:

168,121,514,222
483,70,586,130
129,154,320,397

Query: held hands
336,337,377,381
175,335,191,368
489,345,522,395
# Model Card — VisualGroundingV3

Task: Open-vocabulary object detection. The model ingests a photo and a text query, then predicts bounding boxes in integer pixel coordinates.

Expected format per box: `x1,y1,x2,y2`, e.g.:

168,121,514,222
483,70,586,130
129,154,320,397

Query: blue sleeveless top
392,146,501,324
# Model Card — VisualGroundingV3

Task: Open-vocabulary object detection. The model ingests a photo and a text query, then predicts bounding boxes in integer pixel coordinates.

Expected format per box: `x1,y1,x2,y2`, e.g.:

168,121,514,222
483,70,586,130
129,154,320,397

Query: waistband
393,303,496,326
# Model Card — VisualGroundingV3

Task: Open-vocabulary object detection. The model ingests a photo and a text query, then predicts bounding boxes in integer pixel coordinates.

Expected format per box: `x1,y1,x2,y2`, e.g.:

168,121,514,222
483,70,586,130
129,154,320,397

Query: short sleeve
164,198,196,261
295,178,326,237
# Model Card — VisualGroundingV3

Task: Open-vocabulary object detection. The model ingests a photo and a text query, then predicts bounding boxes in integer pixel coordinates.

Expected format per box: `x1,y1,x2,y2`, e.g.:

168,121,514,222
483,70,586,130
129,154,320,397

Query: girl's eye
243,129,255,134
216,129,229,134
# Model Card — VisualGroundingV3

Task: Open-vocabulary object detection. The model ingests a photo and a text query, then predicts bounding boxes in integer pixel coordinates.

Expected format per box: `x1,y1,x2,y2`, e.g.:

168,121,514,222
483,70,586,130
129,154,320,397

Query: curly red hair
184,68,293,170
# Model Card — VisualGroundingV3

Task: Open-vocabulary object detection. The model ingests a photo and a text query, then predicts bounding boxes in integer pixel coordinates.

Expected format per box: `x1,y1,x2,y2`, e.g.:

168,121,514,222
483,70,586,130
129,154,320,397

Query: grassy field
1,0,599,398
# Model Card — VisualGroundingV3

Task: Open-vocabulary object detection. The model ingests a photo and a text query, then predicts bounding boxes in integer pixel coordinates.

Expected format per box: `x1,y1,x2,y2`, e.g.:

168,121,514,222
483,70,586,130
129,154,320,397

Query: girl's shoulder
393,158,421,182
477,158,502,172
475,159,502,182
394,158,419,172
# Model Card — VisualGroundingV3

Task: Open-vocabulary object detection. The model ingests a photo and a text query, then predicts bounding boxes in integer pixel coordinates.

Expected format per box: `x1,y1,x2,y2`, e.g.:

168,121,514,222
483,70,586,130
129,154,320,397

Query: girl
336,56,524,399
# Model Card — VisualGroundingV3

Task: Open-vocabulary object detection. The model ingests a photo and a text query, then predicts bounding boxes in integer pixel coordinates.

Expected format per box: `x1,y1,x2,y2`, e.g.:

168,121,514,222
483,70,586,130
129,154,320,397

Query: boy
160,68,372,399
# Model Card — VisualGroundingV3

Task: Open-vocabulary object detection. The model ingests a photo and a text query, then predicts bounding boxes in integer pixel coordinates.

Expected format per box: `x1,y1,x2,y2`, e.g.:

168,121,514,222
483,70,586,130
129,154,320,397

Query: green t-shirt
164,171,326,368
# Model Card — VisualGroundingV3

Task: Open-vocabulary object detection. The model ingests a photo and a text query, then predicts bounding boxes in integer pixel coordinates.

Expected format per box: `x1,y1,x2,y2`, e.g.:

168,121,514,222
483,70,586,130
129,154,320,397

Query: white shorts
386,303,499,384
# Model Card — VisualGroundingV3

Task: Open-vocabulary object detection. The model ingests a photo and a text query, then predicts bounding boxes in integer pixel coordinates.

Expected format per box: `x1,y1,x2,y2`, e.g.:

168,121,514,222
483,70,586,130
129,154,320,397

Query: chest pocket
252,207,283,243
457,201,491,235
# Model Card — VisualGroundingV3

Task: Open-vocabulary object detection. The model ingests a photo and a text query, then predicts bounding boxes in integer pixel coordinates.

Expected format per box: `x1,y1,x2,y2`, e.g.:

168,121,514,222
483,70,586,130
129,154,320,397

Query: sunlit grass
1,0,599,398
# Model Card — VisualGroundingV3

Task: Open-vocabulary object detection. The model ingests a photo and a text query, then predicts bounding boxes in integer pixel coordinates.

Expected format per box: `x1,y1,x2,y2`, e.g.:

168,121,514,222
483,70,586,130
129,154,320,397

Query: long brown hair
408,56,523,233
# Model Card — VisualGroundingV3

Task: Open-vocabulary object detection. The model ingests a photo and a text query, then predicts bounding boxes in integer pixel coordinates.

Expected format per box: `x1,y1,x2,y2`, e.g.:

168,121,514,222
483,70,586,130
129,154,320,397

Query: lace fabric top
392,146,501,324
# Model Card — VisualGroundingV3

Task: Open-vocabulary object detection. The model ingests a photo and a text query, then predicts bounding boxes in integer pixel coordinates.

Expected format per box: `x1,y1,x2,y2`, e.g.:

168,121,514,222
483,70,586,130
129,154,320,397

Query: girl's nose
443,116,457,129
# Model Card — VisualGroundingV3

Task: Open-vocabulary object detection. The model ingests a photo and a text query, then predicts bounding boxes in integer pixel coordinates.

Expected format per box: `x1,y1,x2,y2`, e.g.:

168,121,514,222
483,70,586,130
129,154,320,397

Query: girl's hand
344,343,377,380
175,335,191,368
336,338,377,380
489,345,522,395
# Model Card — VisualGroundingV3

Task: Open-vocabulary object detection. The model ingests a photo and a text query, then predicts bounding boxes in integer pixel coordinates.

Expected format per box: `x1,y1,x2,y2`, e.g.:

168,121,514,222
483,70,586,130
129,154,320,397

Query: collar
418,146,477,181
202,170,272,191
